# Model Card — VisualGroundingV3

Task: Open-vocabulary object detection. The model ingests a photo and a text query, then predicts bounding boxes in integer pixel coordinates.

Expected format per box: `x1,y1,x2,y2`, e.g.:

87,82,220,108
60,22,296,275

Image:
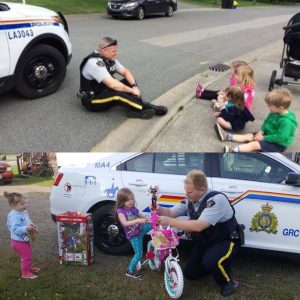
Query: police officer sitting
79,37,167,119
157,170,242,297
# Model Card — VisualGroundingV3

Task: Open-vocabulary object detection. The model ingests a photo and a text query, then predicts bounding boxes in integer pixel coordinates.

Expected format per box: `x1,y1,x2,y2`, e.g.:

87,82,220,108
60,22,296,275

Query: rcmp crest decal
250,203,278,234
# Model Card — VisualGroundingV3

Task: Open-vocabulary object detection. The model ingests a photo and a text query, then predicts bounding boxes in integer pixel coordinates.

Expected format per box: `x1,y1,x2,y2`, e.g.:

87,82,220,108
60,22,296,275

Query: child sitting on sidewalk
213,85,255,132
196,60,248,111
236,65,255,112
215,88,298,152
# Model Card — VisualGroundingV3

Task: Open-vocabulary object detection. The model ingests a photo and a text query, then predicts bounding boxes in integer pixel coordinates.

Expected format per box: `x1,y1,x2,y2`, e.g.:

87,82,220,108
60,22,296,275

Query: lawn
1,245,300,300
4,155,54,187
4,0,298,14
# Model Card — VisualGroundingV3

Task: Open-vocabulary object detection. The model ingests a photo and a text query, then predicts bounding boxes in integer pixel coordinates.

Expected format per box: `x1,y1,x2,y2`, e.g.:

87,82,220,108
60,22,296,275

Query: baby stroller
269,12,300,91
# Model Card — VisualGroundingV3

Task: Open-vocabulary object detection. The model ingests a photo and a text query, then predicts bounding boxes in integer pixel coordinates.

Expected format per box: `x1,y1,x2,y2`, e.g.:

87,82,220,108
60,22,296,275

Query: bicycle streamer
187,191,244,247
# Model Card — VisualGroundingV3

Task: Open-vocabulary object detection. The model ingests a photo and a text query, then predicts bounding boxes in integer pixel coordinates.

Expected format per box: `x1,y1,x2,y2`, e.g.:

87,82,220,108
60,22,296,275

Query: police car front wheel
93,204,132,255
15,44,66,99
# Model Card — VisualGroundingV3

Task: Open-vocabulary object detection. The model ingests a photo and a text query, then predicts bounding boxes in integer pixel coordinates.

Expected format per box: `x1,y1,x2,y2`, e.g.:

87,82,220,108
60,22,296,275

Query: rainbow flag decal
143,195,185,212
142,190,300,212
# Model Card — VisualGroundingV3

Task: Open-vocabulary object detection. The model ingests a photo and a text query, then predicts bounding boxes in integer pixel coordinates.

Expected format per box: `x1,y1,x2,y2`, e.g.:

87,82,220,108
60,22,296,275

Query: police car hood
2,2,58,18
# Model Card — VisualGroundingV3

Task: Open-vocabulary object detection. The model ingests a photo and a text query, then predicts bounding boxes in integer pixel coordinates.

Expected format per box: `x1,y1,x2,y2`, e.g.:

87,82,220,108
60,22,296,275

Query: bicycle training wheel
164,260,184,299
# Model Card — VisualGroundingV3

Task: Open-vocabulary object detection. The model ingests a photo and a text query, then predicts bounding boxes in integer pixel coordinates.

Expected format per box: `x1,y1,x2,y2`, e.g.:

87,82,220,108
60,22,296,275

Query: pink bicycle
145,186,184,299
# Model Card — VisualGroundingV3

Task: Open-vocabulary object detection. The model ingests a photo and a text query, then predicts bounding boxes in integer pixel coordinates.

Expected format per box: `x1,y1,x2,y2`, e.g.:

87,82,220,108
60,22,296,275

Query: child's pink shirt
243,85,255,112
229,75,238,86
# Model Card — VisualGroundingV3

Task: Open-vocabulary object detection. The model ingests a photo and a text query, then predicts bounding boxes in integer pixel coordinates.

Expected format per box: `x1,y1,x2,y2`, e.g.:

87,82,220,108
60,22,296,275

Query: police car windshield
0,3,10,11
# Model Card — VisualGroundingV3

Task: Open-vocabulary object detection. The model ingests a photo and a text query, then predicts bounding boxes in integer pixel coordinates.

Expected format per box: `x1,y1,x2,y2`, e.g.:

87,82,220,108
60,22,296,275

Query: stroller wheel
269,70,277,91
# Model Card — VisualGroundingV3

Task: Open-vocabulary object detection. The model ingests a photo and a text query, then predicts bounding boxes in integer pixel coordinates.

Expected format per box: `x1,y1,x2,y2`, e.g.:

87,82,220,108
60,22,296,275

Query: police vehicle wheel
136,7,144,20
268,70,277,91
164,261,184,299
15,44,66,99
165,5,174,17
93,204,132,255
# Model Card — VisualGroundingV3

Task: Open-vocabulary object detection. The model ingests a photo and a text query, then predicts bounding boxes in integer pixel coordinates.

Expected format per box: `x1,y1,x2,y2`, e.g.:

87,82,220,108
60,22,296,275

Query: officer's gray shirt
82,51,124,83
170,189,233,226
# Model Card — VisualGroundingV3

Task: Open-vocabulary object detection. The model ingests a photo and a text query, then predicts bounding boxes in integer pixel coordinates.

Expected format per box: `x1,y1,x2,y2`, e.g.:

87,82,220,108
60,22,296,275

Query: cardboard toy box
56,212,94,266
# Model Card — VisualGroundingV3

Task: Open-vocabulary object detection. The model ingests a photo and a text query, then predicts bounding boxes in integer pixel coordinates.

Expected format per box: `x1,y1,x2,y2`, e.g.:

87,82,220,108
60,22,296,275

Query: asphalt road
0,4,299,151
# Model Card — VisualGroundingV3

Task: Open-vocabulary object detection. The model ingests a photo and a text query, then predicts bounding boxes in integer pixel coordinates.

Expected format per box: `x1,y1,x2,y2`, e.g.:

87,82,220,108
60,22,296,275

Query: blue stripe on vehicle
0,22,59,31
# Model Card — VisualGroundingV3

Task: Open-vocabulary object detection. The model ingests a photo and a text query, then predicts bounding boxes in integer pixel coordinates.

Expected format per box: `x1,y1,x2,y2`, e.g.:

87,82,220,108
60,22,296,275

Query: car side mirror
285,172,300,186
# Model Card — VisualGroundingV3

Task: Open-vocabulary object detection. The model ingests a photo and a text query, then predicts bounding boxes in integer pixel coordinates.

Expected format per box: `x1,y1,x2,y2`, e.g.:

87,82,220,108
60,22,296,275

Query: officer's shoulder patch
206,200,216,208
96,60,105,67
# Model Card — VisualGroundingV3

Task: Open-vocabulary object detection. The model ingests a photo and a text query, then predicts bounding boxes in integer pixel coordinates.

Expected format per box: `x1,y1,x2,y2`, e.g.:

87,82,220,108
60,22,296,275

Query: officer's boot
143,102,168,116
220,280,238,297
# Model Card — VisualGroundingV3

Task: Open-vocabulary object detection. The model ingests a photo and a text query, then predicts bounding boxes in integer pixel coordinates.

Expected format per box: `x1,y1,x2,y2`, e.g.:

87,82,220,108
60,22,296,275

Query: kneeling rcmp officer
158,170,244,297
79,37,167,119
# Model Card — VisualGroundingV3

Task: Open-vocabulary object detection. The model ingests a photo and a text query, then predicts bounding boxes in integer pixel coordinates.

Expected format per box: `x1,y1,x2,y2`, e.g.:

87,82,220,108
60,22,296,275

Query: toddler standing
115,188,152,279
5,191,40,279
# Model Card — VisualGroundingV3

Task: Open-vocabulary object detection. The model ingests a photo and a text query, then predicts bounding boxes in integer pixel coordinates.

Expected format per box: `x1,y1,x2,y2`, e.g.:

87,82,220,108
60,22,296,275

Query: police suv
0,2,72,98
50,153,300,256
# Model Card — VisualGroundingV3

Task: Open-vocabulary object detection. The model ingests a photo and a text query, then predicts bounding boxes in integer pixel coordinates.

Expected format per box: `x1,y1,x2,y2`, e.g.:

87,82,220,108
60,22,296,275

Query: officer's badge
250,203,278,234
206,200,215,208
96,61,105,67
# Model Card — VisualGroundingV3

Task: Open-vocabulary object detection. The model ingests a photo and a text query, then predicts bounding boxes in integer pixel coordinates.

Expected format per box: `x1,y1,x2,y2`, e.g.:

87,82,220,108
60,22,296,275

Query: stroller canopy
284,12,300,61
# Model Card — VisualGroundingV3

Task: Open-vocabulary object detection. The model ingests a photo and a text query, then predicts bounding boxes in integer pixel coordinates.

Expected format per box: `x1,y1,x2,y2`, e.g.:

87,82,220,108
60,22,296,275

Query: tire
3,180,12,184
15,44,66,99
165,5,174,17
136,7,145,20
269,70,277,91
93,204,131,255
164,260,184,299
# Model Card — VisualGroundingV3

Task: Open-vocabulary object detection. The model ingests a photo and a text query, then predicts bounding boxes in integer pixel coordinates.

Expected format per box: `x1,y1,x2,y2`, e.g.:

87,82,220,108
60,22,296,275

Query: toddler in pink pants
5,191,40,279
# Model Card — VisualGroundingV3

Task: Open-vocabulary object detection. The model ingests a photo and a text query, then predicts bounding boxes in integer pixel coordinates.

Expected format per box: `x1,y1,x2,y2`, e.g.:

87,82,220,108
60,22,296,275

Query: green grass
5,157,54,187
4,0,299,14
11,175,54,187
1,246,300,300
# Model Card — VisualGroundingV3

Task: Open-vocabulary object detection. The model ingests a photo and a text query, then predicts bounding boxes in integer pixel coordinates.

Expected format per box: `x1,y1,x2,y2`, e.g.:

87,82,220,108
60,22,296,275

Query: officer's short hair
184,170,208,190
99,37,117,49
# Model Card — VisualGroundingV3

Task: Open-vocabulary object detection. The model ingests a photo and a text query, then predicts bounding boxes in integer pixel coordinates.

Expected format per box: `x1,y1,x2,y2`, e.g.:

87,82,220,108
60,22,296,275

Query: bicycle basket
151,229,179,250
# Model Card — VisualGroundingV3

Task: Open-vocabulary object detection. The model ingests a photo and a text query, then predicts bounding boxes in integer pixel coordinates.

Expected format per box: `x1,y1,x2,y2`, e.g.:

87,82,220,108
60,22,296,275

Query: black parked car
107,0,177,20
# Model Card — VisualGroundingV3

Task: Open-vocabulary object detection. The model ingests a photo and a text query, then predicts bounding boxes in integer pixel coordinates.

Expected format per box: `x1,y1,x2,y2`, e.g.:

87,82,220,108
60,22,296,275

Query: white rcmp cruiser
0,2,72,98
50,153,300,256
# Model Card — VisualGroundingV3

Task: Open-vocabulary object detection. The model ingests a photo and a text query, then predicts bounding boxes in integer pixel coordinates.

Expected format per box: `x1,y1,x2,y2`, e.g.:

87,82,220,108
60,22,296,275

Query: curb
91,40,282,152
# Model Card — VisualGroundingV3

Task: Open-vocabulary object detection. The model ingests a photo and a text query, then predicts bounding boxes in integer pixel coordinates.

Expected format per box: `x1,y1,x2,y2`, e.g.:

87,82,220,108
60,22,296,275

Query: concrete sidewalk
91,40,300,152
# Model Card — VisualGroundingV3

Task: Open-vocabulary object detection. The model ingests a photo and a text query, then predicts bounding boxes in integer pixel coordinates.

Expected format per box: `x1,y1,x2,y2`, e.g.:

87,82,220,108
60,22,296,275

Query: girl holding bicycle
115,187,152,279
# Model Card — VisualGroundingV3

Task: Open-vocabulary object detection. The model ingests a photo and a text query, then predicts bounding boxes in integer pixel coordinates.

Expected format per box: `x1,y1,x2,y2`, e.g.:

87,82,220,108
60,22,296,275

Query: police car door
120,153,208,218
0,4,10,80
211,153,300,254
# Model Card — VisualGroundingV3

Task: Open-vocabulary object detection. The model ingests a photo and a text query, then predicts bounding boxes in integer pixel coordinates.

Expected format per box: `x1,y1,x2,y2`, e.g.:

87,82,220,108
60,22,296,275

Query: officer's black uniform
79,52,167,117
79,52,146,112
184,191,243,297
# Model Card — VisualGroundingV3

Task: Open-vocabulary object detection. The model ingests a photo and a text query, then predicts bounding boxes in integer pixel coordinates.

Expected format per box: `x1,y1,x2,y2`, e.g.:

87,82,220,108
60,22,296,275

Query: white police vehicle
50,153,300,255
0,2,72,98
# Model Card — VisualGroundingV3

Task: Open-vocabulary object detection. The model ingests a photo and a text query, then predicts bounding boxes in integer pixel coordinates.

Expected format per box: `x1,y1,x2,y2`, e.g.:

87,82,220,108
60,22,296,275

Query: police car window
218,153,291,183
154,153,205,175
124,153,154,173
